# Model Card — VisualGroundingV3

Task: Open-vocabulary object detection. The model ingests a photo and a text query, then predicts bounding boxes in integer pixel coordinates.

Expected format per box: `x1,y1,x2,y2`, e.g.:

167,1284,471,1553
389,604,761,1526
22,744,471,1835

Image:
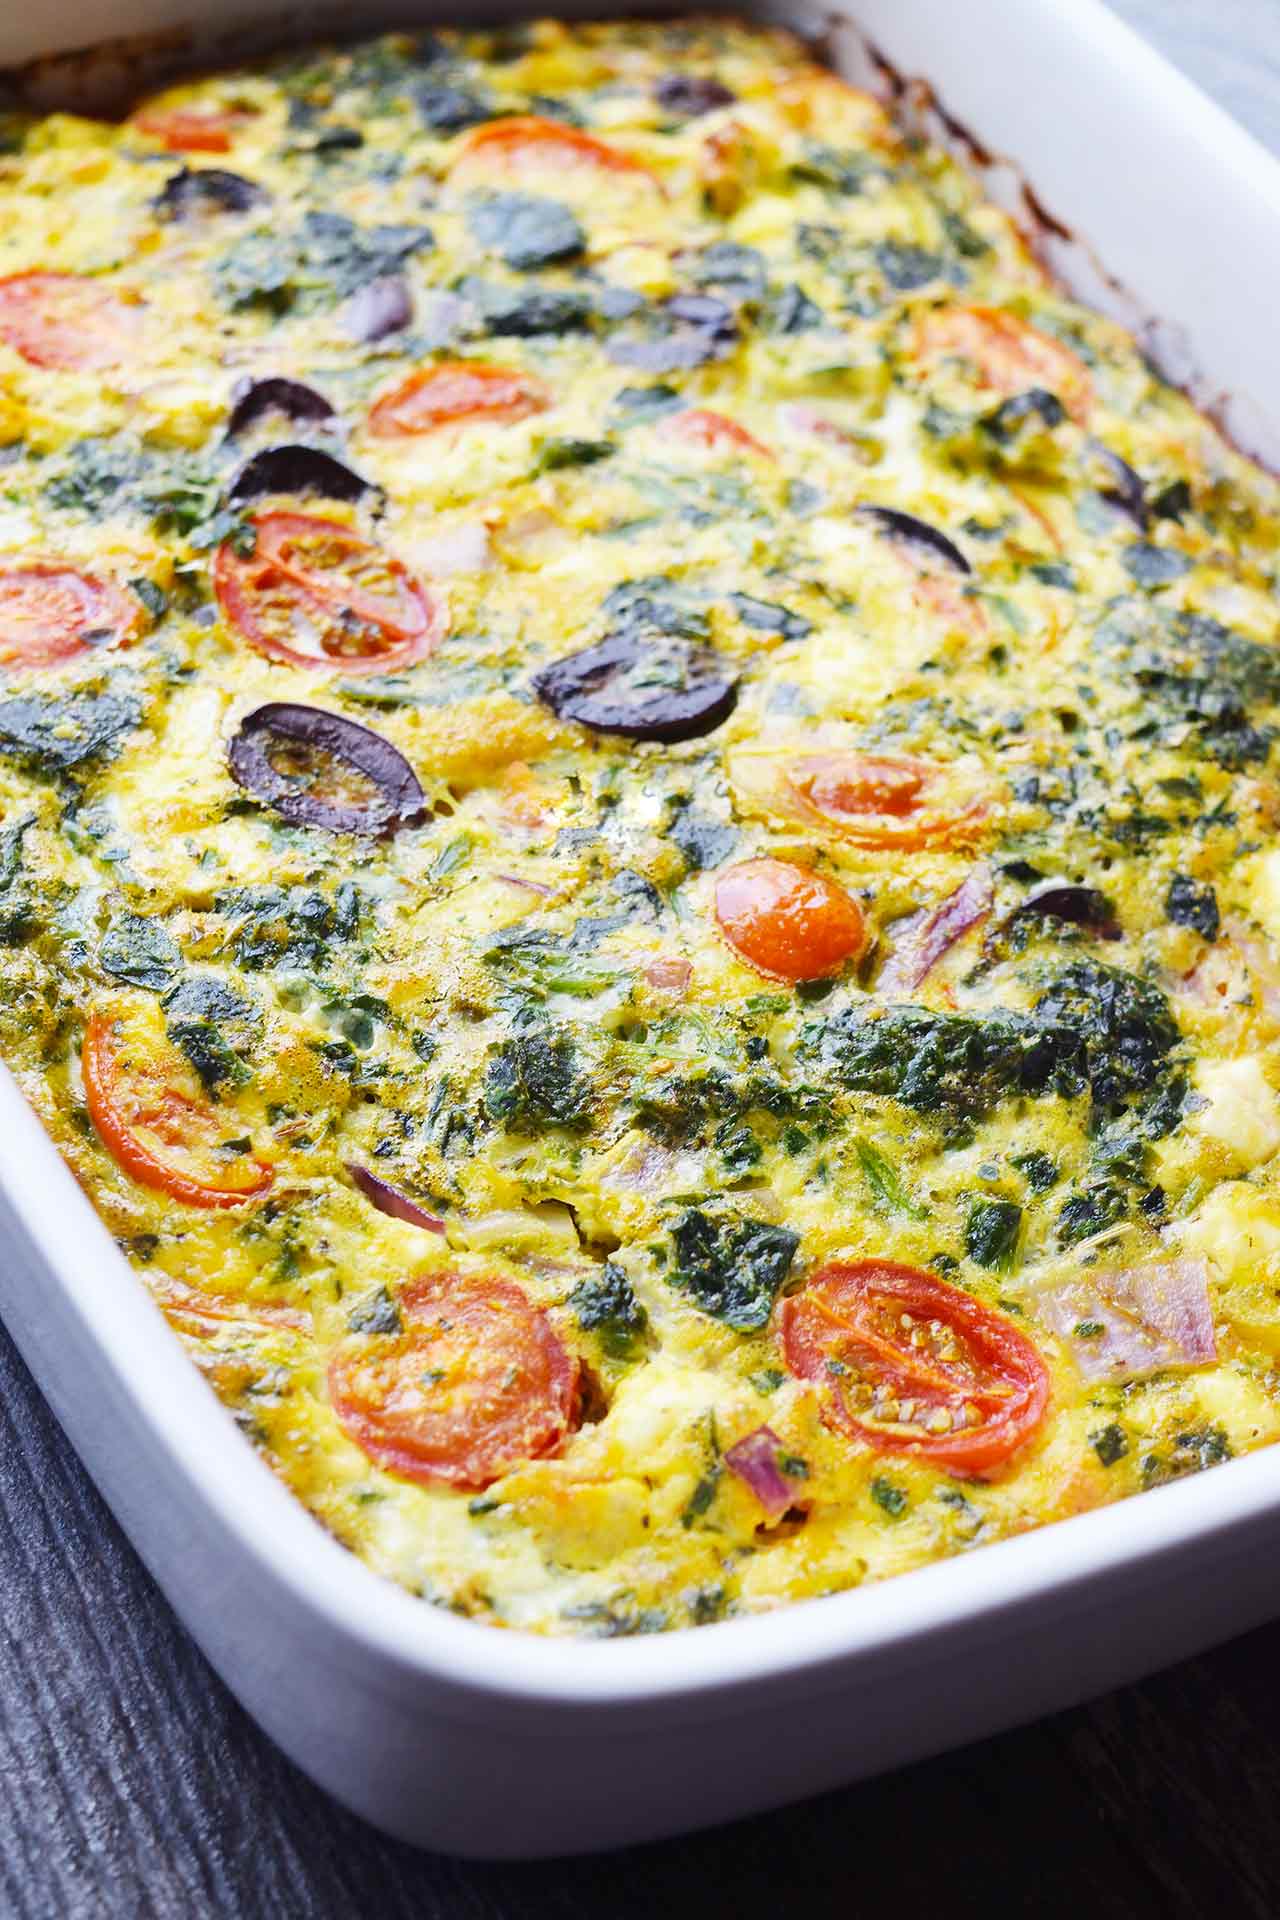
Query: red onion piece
347,1164,445,1234
880,864,993,996
724,1425,801,1519
1036,1259,1216,1381
343,274,414,342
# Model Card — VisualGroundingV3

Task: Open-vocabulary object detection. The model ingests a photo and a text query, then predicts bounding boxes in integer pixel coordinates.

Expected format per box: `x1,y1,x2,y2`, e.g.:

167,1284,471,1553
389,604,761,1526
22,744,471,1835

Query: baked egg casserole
1,18,1279,1636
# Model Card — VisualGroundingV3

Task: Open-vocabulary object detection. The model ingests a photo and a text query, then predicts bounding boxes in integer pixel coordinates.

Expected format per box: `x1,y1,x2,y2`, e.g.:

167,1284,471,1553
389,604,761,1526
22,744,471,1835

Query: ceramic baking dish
2,0,1280,1860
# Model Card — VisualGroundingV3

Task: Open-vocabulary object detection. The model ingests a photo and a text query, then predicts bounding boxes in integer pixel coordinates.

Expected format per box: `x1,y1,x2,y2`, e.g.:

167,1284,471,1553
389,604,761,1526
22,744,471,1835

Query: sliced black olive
227,704,425,835
981,387,1066,440
606,293,738,373
1090,441,1149,531
1007,880,1121,940
856,505,972,574
343,275,414,342
226,378,336,439
654,74,737,117
532,631,737,743
227,445,378,505
154,167,269,220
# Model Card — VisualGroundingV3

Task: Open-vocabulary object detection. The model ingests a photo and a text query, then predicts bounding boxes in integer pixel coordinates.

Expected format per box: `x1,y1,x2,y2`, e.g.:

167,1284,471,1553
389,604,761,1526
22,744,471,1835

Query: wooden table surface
4,6,1280,1914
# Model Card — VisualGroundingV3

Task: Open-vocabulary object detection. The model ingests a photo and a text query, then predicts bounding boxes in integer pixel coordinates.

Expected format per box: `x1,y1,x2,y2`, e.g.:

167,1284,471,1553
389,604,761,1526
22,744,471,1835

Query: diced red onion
495,873,554,897
724,1425,800,1519
880,864,993,996
343,274,413,341
644,955,692,993
1036,1258,1216,1381
347,1164,445,1233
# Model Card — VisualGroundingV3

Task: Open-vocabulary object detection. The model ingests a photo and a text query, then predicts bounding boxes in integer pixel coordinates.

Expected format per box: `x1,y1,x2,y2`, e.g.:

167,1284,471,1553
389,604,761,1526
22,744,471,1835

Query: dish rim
1,0,1280,1716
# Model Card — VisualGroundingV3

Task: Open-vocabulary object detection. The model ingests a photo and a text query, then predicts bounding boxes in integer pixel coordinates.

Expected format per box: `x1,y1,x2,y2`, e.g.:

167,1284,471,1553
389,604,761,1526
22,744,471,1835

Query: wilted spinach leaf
667,1208,799,1330
99,914,181,991
467,192,584,270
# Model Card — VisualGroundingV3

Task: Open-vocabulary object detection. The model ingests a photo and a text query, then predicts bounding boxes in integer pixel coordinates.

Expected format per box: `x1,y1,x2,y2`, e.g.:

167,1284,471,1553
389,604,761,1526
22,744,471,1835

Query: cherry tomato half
787,752,989,851
83,1011,273,1210
132,105,247,152
780,1260,1050,1474
0,565,141,669
660,409,773,459
914,304,1092,425
213,511,444,674
0,272,142,373
452,114,655,182
367,361,550,438
328,1271,581,1489
715,857,866,982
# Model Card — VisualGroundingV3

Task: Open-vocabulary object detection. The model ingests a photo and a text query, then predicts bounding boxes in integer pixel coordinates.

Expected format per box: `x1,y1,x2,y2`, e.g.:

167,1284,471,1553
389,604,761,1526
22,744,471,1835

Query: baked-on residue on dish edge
0,18,1278,1634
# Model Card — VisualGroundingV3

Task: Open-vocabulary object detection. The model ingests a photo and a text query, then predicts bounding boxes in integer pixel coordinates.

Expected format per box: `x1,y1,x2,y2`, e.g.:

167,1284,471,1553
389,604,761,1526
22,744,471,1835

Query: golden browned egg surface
0,18,1279,1635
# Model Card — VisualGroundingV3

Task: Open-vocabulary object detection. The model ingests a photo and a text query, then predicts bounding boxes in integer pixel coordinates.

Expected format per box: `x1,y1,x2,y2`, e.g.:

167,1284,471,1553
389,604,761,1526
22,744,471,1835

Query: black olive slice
227,445,379,505
226,378,336,439
532,631,737,743
343,274,415,342
154,167,269,220
654,74,737,117
1089,441,1149,531
856,505,972,574
228,704,426,835
1006,880,1121,940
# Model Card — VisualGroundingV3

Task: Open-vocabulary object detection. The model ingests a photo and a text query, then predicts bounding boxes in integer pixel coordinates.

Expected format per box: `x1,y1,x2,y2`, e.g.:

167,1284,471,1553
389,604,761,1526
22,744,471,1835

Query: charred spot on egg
0,18,1277,1637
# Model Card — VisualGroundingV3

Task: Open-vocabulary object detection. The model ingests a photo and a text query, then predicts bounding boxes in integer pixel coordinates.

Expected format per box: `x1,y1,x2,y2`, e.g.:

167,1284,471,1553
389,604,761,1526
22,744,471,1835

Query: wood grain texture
2,4,1278,1914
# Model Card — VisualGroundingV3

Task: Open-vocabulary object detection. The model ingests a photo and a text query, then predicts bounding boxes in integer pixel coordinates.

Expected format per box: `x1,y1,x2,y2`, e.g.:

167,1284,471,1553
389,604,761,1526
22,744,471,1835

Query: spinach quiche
0,17,1278,1636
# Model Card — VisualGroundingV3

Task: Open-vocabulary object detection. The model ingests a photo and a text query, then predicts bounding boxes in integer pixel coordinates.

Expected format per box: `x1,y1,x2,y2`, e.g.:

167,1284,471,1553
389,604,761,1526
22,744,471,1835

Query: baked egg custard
1,19,1280,1635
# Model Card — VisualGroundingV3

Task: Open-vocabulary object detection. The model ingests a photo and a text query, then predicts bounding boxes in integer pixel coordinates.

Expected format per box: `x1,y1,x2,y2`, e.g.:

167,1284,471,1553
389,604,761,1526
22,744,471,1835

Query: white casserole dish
1,0,1280,1859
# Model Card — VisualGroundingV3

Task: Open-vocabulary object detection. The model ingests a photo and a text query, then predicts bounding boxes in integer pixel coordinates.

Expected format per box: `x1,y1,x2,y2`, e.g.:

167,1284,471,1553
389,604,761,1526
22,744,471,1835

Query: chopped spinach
466,192,585,270
215,885,359,972
855,1138,926,1220
569,1262,648,1357
347,1286,403,1335
965,1197,1022,1271
0,816,35,945
0,689,143,775
99,914,181,991
668,802,738,872
816,1003,1086,1121
728,592,812,640
484,1023,593,1131
1165,873,1219,942
1031,961,1179,1111
667,1208,799,1330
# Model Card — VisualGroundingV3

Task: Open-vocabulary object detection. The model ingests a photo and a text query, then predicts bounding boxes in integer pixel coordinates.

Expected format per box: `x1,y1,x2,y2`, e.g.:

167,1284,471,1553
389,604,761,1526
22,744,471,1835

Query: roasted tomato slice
715,857,866,982
328,1272,581,1489
0,565,141,669
0,272,142,373
367,361,550,438
452,114,655,182
914,304,1092,425
213,511,443,673
83,1010,273,1210
660,408,772,459
780,1260,1050,1474
132,104,247,152
787,752,989,850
